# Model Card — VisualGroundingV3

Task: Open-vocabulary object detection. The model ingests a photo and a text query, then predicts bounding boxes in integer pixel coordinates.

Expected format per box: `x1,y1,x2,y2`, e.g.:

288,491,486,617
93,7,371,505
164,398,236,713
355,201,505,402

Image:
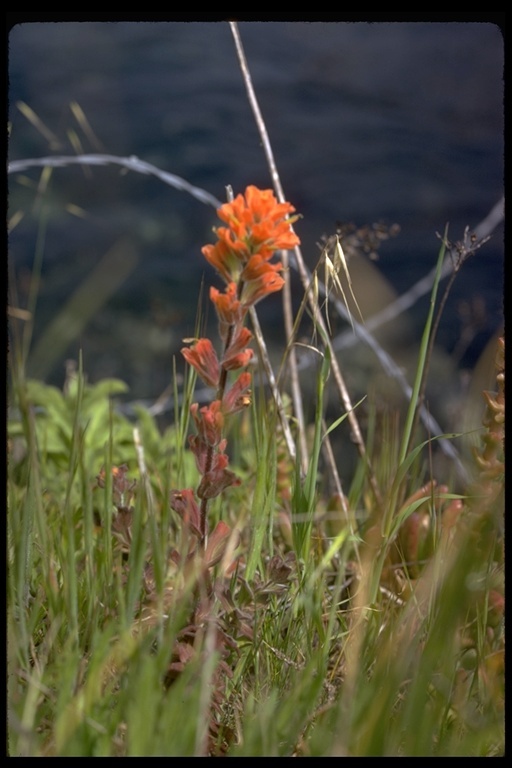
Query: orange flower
240,254,285,306
241,252,283,281
197,452,241,499
222,371,252,414
191,400,224,446
223,347,253,371
210,282,245,342
170,489,202,538
202,186,300,283
203,520,240,569
217,186,300,257
181,338,220,388
202,233,247,283
222,326,254,370
189,435,228,475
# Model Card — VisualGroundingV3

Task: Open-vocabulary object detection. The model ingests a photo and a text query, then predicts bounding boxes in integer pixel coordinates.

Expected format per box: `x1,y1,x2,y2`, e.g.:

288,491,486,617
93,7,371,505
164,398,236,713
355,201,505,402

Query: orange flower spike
181,338,220,388
202,186,300,287
216,186,300,257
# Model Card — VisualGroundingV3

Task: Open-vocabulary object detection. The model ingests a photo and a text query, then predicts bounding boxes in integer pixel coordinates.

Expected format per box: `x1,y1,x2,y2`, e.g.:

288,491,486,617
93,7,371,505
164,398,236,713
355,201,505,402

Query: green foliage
8,287,504,758
9,376,132,482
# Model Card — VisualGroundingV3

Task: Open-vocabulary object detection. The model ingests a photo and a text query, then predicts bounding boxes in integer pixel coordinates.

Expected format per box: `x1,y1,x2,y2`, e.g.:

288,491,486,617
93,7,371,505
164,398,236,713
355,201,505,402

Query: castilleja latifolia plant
170,186,300,557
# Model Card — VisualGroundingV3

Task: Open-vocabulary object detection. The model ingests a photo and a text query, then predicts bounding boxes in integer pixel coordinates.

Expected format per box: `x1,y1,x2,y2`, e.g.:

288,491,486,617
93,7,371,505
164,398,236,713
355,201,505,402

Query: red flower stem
198,321,235,545
198,276,249,544
198,448,212,545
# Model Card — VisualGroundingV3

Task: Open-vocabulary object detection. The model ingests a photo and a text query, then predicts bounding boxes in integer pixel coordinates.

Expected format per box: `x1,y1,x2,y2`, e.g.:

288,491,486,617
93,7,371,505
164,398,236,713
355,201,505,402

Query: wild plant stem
399,227,448,469
198,450,213,545
198,318,235,545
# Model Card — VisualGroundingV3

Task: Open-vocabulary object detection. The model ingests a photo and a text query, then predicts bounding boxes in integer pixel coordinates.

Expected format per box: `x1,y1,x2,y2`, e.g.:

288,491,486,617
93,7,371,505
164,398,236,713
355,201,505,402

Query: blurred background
8,21,504,444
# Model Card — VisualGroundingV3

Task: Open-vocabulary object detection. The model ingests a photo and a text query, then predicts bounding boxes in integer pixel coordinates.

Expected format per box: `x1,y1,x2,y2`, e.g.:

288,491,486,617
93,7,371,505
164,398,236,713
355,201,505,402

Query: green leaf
322,395,367,441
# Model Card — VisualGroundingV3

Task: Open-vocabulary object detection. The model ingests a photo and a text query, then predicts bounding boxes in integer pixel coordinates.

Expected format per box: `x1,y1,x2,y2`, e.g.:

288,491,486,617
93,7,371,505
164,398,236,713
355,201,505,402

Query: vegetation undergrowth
8,182,504,755
7,26,503,759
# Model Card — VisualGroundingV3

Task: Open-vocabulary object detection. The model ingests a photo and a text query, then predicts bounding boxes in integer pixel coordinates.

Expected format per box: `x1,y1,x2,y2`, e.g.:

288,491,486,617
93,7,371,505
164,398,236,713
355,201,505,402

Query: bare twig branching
333,196,504,351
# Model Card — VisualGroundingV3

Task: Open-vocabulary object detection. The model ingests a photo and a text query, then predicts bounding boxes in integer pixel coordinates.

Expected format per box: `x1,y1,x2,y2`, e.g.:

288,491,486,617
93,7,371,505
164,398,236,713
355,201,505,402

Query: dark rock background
8,21,504,428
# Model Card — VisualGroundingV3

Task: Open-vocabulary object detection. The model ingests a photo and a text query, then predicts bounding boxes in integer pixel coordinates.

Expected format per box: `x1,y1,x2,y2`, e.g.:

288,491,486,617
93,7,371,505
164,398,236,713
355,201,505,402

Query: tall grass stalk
368,227,449,604
245,386,278,580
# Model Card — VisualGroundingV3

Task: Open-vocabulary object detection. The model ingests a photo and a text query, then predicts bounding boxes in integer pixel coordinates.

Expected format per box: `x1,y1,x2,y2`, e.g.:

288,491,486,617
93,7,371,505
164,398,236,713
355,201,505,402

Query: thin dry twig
229,21,308,475
229,21,382,505
8,153,223,209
